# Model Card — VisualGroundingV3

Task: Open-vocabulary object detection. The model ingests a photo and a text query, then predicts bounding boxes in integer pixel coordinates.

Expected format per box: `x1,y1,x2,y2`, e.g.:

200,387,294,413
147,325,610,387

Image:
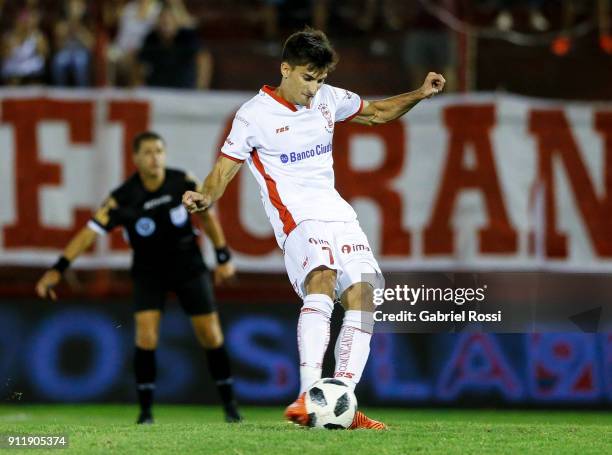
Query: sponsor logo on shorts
280,154,289,163
308,237,330,245
341,244,371,254
135,217,156,237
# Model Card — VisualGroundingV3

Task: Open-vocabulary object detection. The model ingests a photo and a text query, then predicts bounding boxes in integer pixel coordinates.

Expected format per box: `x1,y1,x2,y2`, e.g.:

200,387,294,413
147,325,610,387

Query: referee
36,131,241,424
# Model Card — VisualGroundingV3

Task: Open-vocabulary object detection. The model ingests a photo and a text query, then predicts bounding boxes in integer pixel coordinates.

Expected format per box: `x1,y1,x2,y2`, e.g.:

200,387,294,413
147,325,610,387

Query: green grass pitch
1,405,611,454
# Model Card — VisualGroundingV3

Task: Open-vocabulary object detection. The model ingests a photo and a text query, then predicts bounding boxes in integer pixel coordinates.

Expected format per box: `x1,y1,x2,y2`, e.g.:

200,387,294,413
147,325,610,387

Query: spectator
601,0,612,53
0,1,9,38
401,1,457,93
51,0,94,86
165,0,196,29
260,0,328,40
138,5,212,89
490,0,550,32
107,0,161,86
356,0,403,31
1,8,48,85
552,0,612,56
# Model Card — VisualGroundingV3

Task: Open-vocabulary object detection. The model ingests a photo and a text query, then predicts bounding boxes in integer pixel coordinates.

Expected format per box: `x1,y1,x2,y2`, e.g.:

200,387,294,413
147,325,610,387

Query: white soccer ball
304,378,357,429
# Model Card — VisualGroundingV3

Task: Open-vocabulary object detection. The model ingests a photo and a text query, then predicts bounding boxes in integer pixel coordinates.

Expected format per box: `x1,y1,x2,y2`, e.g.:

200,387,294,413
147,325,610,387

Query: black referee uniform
87,168,240,423
89,168,215,315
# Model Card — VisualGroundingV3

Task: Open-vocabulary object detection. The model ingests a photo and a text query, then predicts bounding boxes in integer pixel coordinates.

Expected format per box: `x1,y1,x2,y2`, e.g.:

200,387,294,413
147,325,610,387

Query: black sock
205,345,236,407
134,347,156,415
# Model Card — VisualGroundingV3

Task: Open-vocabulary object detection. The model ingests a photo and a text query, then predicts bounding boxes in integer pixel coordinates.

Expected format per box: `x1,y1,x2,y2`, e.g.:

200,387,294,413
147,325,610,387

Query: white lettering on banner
0,90,611,272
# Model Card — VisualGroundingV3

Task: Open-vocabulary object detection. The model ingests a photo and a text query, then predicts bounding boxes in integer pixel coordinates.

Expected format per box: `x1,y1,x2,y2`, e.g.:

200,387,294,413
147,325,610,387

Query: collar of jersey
262,85,298,112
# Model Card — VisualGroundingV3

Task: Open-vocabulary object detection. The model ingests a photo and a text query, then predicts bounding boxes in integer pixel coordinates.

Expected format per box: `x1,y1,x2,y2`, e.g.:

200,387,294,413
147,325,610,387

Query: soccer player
35,131,242,425
182,28,445,430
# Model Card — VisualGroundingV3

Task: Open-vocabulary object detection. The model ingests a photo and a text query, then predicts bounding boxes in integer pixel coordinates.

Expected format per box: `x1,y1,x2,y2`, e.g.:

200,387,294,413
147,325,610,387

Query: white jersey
221,84,363,248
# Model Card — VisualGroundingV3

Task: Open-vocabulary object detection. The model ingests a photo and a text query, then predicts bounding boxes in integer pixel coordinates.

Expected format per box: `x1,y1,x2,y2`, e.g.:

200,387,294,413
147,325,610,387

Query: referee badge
170,204,188,227
135,217,156,237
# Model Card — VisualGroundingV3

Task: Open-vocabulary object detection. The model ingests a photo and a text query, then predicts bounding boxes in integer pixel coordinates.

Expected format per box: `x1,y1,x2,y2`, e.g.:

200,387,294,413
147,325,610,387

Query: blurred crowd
0,0,609,90
0,0,213,88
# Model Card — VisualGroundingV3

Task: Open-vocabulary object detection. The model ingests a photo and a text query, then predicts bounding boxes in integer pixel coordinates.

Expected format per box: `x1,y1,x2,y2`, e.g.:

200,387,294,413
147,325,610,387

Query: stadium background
1,0,611,408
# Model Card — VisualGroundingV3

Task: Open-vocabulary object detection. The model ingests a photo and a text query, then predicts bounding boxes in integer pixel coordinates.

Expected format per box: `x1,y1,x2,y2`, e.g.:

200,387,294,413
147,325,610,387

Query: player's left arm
352,72,445,126
186,173,236,285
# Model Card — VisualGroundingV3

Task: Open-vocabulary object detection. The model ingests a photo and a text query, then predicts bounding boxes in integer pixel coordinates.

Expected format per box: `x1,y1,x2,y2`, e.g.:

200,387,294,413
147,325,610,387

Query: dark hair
133,131,164,153
282,27,338,72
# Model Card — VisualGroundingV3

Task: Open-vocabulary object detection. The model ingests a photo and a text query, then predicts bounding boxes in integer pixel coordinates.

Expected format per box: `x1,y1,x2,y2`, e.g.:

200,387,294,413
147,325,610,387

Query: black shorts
132,272,217,316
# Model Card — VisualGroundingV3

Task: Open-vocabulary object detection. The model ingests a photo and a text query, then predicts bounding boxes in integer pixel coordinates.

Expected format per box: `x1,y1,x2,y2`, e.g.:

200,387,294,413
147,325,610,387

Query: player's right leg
282,221,339,426
285,266,337,426
299,266,337,392
133,279,166,425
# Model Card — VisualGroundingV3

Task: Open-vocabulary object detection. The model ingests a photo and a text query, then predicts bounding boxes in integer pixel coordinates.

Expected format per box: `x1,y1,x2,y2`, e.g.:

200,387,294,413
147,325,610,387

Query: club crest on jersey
318,103,334,133
170,204,188,227
135,217,156,237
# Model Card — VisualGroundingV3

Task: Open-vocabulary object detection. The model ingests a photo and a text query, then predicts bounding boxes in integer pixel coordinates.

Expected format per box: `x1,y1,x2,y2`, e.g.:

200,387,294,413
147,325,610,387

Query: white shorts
284,220,383,299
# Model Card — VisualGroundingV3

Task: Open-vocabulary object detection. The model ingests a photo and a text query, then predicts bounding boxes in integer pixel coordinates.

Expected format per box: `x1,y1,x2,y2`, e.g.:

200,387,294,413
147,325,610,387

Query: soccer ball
304,378,357,429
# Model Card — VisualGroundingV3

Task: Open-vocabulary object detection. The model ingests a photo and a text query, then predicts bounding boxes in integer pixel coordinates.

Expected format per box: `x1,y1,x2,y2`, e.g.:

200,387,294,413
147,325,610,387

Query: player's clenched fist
36,269,61,301
182,191,210,213
420,72,446,98
214,262,236,286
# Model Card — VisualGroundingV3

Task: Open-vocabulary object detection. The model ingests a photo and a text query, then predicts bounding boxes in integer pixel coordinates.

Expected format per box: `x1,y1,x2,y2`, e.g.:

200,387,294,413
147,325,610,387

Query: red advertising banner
0,89,611,272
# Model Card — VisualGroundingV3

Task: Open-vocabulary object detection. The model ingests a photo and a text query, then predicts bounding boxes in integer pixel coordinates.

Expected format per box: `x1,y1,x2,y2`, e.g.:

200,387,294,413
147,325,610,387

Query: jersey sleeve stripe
251,150,297,236
341,99,364,123
220,152,245,163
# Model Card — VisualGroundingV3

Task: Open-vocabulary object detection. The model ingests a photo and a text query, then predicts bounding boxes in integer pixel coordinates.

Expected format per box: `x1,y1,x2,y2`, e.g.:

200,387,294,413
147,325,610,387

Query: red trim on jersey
251,150,297,235
219,152,245,163
340,99,364,123
262,85,298,112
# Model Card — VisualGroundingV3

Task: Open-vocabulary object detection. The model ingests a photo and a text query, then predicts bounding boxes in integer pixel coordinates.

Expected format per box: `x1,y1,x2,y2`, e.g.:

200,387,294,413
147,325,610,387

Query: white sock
334,310,374,389
297,294,334,394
